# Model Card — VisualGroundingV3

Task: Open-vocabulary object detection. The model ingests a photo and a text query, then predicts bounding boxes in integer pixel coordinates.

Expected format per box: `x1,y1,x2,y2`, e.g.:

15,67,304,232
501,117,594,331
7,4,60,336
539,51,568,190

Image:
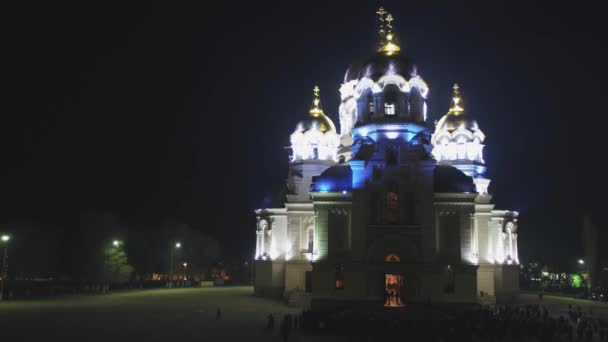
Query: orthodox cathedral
254,8,519,307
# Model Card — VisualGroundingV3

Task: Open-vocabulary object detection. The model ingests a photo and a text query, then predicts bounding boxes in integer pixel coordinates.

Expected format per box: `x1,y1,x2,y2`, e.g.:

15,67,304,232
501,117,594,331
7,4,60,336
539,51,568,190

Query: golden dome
295,86,337,133
435,84,480,132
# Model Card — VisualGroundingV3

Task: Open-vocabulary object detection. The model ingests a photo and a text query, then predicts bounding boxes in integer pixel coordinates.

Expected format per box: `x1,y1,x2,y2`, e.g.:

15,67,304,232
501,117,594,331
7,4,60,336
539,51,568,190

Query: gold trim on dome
377,9,401,56
305,86,335,133
309,85,323,117
448,83,464,115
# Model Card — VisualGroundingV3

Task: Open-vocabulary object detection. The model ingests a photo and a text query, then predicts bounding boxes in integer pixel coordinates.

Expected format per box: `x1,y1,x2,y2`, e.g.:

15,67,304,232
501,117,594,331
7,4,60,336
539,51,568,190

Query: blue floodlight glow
385,132,400,139
311,165,353,193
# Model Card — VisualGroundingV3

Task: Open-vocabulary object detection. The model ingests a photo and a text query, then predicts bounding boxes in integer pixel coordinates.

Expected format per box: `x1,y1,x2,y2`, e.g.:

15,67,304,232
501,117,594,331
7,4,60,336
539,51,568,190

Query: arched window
307,226,314,254
385,103,396,115
385,182,399,224
259,219,270,258
385,253,401,262
386,191,399,223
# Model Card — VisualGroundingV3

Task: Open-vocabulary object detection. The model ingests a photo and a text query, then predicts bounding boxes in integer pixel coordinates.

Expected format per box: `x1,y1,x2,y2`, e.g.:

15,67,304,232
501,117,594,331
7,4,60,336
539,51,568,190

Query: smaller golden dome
295,86,337,133
435,84,480,132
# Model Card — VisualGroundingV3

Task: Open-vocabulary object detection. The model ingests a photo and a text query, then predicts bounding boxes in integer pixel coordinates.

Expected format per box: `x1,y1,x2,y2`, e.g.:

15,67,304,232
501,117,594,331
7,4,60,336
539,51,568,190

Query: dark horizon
2,1,607,271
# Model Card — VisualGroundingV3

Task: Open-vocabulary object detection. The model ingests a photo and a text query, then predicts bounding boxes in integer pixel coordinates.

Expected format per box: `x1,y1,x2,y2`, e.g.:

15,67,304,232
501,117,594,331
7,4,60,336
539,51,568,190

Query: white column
486,222,494,263
470,214,478,261
513,234,519,264
255,231,261,258
266,230,272,259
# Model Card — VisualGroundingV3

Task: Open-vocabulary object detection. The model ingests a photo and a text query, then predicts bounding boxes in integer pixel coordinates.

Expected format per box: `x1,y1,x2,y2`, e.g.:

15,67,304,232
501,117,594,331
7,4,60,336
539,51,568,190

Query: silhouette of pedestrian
281,314,292,342
267,313,274,329
216,307,221,320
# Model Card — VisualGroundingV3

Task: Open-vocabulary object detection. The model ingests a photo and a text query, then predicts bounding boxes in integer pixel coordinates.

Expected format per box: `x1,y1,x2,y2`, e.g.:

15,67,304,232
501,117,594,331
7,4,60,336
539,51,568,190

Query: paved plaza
0,286,338,342
1,286,607,341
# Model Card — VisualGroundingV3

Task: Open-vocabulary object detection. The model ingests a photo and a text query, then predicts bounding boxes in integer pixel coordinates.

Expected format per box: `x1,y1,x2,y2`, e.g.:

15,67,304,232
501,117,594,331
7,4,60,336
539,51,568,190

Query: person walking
267,313,274,330
216,307,221,320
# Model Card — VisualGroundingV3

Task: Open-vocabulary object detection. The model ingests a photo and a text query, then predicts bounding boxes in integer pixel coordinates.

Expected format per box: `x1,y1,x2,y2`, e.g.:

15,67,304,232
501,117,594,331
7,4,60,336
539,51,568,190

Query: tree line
3,212,221,285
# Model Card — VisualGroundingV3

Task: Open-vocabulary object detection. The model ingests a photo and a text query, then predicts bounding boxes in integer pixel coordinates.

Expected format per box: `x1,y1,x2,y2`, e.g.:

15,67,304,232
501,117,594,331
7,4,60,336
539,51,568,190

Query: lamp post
577,259,592,297
0,235,11,302
103,239,122,294
169,242,181,288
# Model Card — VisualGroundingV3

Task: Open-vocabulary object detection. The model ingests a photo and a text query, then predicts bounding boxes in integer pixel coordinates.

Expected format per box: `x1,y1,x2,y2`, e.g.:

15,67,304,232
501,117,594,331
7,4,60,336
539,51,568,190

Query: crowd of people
262,303,608,341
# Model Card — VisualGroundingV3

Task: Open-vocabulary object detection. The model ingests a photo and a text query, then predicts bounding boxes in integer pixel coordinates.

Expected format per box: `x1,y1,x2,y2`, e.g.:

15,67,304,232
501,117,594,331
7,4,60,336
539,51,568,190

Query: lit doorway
384,274,404,307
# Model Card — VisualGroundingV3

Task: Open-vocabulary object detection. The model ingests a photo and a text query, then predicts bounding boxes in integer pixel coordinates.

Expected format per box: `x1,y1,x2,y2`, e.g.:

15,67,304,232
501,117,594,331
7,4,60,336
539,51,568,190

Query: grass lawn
0,286,336,342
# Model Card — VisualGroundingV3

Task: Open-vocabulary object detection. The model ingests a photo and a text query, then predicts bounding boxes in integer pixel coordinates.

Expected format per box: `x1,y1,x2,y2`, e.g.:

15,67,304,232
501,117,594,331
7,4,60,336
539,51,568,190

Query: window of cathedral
385,253,401,262
335,264,345,289
386,191,399,223
369,101,375,113
385,103,396,115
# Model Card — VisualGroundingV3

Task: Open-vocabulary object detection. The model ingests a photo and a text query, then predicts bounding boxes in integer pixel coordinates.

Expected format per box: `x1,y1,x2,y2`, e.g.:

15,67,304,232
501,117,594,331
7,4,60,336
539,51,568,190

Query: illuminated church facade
254,9,519,306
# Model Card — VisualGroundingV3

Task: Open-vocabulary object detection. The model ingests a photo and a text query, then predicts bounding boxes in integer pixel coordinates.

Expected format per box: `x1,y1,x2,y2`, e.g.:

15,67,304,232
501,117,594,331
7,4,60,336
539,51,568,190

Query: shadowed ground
0,286,339,342
516,292,608,320
2,287,606,341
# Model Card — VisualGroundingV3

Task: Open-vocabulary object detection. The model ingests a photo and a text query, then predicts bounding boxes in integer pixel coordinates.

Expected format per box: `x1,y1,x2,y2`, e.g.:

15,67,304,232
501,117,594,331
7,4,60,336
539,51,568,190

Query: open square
0,287,334,342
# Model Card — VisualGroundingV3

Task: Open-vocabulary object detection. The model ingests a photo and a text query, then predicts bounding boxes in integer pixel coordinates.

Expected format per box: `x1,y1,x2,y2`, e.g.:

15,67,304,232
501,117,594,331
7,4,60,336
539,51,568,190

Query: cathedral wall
475,212,493,263
477,264,496,296
254,260,286,298
328,210,350,256
417,163,437,260
437,211,461,259
451,270,478,302
270,215,288,260
494,265,520,303
459,208,474,263
350,190,370,260
284,261,311,293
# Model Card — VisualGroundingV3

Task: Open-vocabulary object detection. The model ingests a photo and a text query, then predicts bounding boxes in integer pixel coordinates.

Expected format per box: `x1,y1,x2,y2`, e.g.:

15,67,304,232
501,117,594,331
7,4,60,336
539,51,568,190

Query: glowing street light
578,259,585,265
112,240,121,247
1,234,11,302
169,241,182,288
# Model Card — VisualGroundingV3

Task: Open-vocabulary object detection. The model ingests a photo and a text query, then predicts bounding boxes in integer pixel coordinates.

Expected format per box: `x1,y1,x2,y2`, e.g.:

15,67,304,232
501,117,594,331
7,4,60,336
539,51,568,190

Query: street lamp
578,259,585,265
0,234,11,302
169,242,182,288
112,240,121,247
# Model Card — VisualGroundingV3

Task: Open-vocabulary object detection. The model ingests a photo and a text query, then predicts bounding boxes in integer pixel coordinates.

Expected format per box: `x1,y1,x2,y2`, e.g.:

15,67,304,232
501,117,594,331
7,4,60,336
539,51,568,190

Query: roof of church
344,7,417,83
434,165,477,193
310,164,352,193
345,53,417,83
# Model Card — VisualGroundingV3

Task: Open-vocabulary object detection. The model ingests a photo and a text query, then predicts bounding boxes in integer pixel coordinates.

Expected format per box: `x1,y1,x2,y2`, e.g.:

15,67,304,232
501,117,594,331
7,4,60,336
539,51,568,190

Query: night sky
2,1,607,265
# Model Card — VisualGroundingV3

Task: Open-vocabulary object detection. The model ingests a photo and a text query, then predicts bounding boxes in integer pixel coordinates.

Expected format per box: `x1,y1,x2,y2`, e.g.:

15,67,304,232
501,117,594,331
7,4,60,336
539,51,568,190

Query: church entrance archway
384,274,404,307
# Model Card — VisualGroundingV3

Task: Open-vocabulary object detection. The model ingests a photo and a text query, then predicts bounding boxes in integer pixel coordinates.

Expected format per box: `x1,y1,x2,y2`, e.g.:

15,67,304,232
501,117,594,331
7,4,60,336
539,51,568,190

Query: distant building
254,8,520,306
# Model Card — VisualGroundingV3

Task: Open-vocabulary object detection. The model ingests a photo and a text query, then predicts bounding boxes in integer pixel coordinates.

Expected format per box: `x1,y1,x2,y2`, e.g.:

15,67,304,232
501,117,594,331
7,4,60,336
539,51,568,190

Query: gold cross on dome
453,83,460,95
377,7,387,20
385,13,394,28
313,85,320,98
